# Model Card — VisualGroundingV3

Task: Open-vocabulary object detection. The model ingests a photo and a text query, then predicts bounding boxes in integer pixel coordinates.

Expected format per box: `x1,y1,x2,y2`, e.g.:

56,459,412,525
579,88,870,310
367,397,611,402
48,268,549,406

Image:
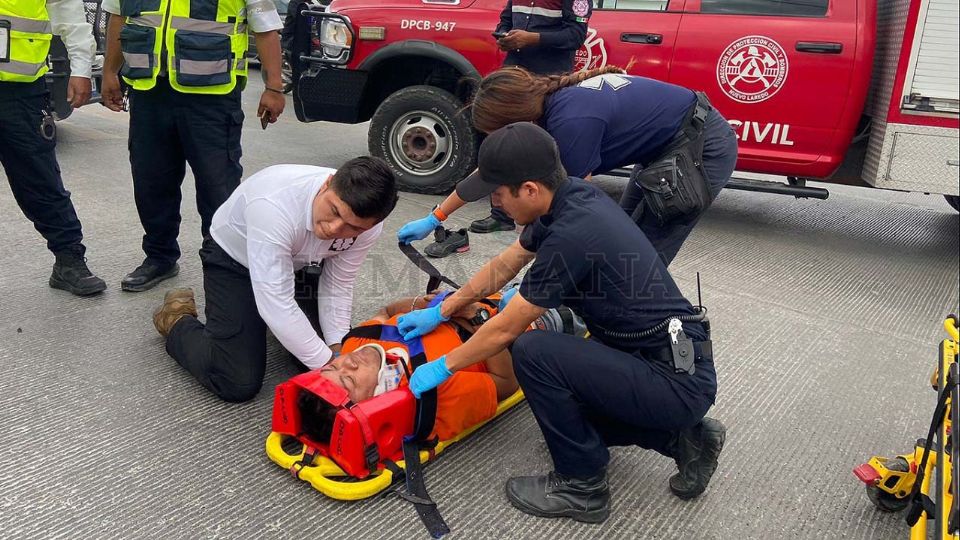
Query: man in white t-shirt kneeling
151,158,398,402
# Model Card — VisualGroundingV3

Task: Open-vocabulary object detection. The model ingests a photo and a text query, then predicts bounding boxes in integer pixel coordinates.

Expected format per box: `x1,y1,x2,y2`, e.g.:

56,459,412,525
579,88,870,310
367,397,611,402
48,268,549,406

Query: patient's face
319,347,381,403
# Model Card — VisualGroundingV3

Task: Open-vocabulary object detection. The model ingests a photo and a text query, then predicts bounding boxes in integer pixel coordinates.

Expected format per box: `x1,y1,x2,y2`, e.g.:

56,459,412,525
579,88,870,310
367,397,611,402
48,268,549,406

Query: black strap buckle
692,92,710,127
364,443,380,474
289,446,318,479
658,177,674,198
398,242,460,293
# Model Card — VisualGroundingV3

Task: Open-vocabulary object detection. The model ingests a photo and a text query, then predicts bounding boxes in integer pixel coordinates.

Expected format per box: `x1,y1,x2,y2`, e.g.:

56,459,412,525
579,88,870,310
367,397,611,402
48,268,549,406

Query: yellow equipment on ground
854,315,960,539
265,389,525,501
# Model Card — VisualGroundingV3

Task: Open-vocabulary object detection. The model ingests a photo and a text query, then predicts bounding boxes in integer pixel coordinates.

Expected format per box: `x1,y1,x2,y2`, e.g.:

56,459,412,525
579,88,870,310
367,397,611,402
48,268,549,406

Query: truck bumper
294,66,369,124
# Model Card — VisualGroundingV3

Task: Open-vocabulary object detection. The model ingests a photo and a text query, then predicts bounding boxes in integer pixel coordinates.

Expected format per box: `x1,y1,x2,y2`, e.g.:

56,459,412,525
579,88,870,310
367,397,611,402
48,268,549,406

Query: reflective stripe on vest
122,52,152,70
1,59,47,76
0,3,53,83
127,15,163,27
177,58,230,76
3,14,53,34
169,16,234,34
118,0,249,95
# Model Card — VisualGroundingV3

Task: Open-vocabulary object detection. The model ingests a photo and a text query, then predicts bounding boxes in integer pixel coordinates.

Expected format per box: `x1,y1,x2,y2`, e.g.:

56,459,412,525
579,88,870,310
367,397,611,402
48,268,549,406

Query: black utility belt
636,339,713,376
631,92,714,226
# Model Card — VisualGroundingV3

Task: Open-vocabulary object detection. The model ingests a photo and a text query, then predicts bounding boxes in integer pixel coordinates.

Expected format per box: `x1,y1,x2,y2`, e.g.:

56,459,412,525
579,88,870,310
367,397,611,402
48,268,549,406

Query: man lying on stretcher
298,291,583,442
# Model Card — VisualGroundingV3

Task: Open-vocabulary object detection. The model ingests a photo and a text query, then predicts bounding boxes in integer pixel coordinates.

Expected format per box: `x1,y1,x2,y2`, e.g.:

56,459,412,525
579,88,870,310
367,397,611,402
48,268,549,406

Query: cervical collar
374,346,409,396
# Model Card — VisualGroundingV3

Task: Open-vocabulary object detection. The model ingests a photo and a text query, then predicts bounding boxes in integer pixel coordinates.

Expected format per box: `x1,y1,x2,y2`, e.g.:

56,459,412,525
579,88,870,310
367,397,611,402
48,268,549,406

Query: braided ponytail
543,66,628,94
470,65,630,134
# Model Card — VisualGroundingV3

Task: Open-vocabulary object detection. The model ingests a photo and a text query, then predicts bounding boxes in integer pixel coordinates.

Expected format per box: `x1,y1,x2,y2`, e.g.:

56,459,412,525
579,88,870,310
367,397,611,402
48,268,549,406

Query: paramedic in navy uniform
396,123,725,523
465,0,593,236
150,159,398,403
400,66,738,266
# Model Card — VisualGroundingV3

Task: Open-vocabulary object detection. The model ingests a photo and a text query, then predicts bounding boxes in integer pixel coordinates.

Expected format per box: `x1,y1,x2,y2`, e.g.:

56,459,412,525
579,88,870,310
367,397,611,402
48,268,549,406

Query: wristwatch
469,308,491,326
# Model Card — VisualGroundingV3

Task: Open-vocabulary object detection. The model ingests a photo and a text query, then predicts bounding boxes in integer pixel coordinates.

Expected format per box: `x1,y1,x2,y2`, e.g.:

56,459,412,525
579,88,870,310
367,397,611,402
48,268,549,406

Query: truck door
670,0,860,178
583,0,686,81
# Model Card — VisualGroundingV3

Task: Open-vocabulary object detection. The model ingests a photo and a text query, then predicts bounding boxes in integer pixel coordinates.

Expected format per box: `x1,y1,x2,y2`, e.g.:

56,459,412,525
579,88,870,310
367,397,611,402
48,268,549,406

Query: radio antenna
697,272,703,311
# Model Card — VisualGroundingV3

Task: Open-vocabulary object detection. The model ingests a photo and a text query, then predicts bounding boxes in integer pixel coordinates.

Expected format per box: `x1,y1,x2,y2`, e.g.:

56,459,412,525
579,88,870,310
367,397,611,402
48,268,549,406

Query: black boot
469,215,516,233
50,249,107,296
505,471,610,523
669,417,726,500
121,260,180,292
424,227,469,258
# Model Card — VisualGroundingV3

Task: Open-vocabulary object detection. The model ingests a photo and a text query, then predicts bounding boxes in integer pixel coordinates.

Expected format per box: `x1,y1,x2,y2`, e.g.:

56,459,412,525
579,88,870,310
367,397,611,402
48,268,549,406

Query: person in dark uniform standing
400,65,738,266
396,123,725,523
100,0,286,292
495,0,592,77
0,0,106,296
442,0,592,245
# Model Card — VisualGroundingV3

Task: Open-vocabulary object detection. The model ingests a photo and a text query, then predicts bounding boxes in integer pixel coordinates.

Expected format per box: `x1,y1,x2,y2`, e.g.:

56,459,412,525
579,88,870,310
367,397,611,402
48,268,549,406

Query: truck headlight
319,17,353,63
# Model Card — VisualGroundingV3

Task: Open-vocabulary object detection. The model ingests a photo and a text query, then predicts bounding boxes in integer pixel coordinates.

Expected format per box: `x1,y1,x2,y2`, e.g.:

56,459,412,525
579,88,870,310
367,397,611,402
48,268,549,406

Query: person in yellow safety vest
0,0,107,296
99,0,286,292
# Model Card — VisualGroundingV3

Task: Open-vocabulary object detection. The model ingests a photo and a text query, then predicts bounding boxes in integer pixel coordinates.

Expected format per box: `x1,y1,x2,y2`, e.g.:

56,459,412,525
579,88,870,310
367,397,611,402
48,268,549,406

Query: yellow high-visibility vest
118,0,249,94
0,2,53,83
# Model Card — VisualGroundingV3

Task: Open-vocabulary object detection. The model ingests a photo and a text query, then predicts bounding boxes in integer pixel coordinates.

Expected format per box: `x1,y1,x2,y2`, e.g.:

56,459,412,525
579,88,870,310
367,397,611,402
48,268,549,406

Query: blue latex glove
397,304,449,340
409,355,453,398
498,286,519,312
398,213,441,244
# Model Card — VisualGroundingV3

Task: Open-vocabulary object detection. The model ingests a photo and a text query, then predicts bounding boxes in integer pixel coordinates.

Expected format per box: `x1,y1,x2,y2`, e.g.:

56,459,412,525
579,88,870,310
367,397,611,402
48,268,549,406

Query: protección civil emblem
716,35,788,104
572,0,590,17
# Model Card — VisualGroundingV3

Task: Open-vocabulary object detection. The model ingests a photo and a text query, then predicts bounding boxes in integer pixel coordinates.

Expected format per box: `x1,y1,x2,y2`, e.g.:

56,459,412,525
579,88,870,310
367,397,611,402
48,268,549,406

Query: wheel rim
388,110,452,177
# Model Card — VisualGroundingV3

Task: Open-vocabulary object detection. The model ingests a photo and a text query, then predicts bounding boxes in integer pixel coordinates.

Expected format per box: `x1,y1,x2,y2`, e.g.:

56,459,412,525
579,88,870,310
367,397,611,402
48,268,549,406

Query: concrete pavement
1,76,958,539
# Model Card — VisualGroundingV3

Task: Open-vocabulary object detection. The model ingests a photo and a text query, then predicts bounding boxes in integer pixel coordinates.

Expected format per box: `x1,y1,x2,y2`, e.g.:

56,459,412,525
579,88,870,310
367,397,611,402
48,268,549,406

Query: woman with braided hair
399,65,738,265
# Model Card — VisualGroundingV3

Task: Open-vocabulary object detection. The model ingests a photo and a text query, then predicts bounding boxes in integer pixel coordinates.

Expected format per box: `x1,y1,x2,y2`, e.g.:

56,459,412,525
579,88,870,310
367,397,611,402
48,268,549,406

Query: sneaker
49,249,107,296
669,417,726,500
505,471,610,523
424,227,469,258
152,288,198,337
121,260,180,292
469,215,516,234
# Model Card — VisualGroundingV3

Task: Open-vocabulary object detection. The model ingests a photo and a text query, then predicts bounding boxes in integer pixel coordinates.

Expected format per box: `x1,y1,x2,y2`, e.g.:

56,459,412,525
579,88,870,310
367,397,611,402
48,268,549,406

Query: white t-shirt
101,0,283,33
210,165,384,369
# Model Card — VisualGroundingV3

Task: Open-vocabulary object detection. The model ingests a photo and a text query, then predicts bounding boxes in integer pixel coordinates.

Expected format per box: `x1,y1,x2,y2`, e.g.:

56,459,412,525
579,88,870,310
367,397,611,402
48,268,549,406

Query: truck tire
945,195,960,213
369,85,477,195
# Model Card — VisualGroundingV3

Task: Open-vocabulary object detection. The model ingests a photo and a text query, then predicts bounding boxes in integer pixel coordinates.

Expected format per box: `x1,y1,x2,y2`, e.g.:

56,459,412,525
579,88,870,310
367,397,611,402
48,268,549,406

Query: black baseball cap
456,122,565,202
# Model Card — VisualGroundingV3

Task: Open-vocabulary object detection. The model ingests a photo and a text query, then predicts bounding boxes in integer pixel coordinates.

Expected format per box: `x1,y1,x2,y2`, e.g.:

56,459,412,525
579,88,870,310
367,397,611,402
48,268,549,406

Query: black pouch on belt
631,92,713,226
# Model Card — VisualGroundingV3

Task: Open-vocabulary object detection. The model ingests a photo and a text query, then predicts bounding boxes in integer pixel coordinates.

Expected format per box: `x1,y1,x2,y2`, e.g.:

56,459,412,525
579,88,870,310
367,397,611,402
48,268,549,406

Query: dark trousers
620,109,738,265
511,331,717,478
129,79,244,266
0,80,85,256
166,237,321,402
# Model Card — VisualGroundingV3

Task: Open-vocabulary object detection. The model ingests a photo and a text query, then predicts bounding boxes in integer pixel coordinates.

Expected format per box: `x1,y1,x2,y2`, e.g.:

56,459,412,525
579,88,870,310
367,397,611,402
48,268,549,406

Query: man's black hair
507,165,568,197
329,156,399,222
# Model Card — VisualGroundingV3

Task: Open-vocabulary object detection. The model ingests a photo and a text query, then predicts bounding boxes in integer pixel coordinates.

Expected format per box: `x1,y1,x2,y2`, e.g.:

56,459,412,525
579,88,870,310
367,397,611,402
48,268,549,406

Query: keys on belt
630,319,708,376
668,319,696,375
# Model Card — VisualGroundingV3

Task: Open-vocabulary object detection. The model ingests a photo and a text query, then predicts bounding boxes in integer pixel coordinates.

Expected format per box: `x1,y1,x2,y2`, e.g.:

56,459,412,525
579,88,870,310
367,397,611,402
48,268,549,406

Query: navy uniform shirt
518,178,706,351
496,0,591,75
543,74,696,177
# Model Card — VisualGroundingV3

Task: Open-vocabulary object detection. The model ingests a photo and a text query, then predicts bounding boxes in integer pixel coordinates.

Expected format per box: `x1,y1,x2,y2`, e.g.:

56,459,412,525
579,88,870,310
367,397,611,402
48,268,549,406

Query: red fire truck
290,0,960,211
